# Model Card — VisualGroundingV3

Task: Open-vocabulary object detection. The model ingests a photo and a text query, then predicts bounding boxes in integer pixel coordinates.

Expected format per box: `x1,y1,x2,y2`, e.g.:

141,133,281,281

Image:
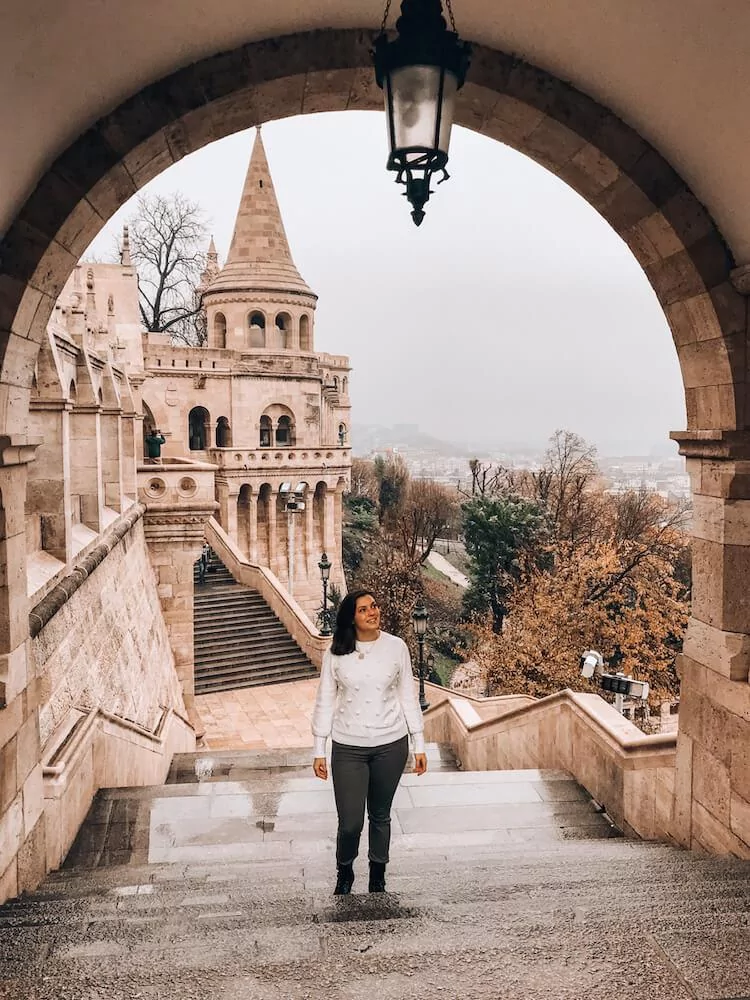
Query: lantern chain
444,0,458,32
379,0,392,33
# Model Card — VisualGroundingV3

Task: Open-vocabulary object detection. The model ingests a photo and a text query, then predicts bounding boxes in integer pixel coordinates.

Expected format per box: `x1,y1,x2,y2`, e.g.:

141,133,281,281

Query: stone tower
202,129,318,354
139,129,352,614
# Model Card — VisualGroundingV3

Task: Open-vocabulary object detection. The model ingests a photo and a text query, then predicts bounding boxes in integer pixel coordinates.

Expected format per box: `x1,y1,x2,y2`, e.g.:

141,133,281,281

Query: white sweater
311,631,425,757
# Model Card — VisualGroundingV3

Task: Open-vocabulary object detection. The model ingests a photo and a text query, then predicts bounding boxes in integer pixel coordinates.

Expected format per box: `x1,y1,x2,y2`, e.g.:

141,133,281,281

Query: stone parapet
42,704,194,872
138,459,218,540
208,446,349,476
424,689,677,843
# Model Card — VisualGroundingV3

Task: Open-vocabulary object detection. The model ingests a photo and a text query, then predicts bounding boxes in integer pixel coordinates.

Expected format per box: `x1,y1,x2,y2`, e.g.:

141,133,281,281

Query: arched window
216,416,232,448
259,414,272,448
188,406,210,450
276,415,293,446
248,311,266,349
275,312,292,349
214,312,227,349
332,375,339,390
142,400,156,455
338,423,347,446
299,313,311,351
342,377,348,395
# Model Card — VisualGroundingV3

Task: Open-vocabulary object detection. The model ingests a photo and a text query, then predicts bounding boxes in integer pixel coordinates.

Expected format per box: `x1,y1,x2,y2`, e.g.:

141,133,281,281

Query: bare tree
126,192,210,345
394,479,459,565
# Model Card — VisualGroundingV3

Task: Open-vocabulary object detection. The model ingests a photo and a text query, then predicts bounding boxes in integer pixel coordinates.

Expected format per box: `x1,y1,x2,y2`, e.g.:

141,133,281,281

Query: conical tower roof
206,130,315,299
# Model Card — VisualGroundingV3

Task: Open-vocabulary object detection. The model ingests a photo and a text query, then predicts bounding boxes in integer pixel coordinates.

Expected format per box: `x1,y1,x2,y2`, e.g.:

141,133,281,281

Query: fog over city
87,110,686,457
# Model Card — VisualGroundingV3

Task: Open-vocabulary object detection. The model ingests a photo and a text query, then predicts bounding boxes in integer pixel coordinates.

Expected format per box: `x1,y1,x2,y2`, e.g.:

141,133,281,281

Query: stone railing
423,688,677,842
205,517,329,669
42,704,195,871
206,446,350,474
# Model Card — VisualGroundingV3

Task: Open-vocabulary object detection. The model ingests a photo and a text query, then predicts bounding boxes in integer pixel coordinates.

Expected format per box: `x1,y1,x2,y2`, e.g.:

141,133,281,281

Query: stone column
100,407,124,513
120,408,138,501
268,493,278,576
26,401,72,563
0,439,46,902
70,405,103,532
670,432,750,857
304,493,315,577
226,490,239,543
323,489,335,559
248,493,258,563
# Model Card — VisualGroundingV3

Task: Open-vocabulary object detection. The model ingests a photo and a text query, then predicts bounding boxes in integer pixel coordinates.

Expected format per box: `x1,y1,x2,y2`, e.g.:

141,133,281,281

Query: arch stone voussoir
0,28,746,438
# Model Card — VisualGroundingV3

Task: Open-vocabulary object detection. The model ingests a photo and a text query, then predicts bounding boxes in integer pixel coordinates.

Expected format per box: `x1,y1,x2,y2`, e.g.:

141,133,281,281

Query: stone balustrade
424,686,679,845
144,348,350,383
206,446,350,474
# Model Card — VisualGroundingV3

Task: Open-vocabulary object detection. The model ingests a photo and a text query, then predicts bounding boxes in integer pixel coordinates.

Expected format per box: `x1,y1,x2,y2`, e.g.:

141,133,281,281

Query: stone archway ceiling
0,29,746,438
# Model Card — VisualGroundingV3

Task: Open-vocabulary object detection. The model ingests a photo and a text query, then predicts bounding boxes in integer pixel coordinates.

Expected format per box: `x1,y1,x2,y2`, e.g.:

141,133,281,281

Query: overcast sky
86,110,686,457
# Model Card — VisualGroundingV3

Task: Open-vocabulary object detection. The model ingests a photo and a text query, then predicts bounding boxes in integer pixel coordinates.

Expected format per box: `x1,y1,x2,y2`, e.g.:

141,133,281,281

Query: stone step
191,550,316,693
194,646,311,669
194,667,317,695
4,755,749,999
194,615,287,629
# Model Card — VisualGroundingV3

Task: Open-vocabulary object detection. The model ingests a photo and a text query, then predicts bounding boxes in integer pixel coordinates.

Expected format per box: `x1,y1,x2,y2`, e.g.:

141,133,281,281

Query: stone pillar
670,432,750,857
304,494,315,576
268,493,278,576
141,490,218,704
248,493,258,563
70,405,103,532
323,489,335,559
0,439,46,903
100,407,124,513
226,490,239,542
120,408,138,501
26,402,72,562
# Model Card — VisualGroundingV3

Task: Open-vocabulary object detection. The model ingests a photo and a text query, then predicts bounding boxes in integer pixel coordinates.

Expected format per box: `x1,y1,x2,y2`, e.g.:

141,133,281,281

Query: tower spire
206,130,314,297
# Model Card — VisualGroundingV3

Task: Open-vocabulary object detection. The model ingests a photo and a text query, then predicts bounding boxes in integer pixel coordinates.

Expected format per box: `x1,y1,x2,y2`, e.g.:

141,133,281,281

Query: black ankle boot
368,861,386,893
334,863,354,895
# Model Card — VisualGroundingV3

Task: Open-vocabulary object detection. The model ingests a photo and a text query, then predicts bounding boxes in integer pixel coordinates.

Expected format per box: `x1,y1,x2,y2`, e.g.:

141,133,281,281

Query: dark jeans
331,735,409,865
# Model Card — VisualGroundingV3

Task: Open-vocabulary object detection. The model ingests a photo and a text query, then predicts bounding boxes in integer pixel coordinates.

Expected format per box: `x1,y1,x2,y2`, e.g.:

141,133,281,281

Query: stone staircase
2,745,749,998
193,554,317,695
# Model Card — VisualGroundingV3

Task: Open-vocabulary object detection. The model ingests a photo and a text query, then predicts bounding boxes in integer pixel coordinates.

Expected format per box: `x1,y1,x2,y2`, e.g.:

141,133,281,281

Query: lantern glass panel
387,65,458,155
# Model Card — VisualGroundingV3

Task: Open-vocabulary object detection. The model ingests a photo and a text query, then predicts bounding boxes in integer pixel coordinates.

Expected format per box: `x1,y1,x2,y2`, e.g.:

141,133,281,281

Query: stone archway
0,29,744,441
0,28,747,864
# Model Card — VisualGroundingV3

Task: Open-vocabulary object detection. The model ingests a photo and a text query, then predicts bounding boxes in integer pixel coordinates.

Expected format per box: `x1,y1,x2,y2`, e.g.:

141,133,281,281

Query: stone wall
32,512,185,748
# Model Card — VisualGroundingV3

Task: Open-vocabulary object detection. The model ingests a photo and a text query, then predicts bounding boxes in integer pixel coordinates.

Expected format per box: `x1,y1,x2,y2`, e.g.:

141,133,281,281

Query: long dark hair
331,590,377,656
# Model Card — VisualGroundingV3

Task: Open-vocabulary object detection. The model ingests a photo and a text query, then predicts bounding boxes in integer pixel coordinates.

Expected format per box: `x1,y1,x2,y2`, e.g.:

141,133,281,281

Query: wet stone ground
0,746,748,999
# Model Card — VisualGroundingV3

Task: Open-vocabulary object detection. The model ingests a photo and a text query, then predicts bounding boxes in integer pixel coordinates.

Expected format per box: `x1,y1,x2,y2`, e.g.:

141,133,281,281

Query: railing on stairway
204,518,329,670
422,684,677,844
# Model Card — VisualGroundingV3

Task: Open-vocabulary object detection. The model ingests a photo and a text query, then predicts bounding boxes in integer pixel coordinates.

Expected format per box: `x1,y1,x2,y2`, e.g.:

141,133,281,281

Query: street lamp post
410,603,430,711
318,552,333,637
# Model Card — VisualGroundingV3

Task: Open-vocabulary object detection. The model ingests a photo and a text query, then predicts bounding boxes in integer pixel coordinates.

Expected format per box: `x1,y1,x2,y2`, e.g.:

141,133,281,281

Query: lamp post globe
373,0,471,225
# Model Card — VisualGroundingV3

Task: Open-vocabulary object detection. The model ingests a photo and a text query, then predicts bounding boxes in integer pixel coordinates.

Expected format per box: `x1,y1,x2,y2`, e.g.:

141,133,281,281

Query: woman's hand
414,753,427,776
313,757,328,780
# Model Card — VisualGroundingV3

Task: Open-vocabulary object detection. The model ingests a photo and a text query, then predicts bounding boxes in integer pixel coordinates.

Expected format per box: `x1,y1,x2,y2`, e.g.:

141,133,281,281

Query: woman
311,590,427,895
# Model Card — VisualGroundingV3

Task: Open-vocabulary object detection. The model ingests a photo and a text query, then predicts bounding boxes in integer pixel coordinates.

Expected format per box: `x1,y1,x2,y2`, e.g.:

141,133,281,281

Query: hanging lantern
373,0,471,225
